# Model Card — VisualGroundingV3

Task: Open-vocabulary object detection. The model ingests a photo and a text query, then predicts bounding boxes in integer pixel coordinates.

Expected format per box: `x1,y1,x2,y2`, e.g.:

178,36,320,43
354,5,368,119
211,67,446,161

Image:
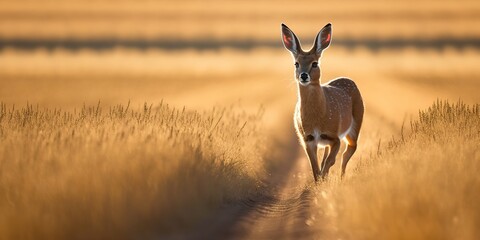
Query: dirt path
180,133,319,240
219,147,314,239
191,117,393,240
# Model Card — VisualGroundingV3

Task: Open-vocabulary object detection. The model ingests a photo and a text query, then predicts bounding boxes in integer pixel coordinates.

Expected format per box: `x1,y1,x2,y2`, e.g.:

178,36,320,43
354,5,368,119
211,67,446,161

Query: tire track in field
181,128,325,240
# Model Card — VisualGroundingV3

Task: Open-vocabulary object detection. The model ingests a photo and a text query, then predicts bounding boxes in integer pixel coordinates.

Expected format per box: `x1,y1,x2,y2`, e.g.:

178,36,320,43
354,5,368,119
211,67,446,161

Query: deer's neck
297,83,327,118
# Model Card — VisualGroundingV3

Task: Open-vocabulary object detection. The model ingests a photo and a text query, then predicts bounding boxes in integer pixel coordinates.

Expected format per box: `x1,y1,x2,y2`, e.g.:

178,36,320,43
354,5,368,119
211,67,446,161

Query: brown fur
282,23,364,181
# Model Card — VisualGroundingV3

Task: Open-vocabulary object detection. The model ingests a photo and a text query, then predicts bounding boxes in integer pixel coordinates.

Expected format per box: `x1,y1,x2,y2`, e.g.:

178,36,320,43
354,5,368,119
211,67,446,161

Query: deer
281,23,364,182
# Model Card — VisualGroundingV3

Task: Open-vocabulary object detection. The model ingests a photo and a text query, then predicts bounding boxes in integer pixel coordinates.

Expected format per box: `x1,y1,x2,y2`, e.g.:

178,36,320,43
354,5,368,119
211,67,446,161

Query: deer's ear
314,23,332,55
281,23,301,54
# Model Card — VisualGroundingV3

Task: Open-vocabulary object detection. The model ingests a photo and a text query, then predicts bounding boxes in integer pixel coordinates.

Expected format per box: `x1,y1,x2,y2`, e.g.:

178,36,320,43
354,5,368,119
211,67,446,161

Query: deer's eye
295,62,299,68
312,62,318,68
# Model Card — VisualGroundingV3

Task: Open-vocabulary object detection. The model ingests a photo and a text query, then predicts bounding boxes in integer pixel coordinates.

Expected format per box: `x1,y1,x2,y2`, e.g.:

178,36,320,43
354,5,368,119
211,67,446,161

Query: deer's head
281,23,332,86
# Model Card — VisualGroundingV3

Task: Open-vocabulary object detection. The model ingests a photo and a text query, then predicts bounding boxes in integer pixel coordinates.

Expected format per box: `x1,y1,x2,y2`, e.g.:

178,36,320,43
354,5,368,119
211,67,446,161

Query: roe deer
281,23,364,182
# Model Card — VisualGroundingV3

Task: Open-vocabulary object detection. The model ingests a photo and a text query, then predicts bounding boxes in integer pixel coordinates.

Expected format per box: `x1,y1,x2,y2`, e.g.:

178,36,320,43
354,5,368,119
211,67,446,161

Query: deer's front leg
320,137,340,179
304,139,321,182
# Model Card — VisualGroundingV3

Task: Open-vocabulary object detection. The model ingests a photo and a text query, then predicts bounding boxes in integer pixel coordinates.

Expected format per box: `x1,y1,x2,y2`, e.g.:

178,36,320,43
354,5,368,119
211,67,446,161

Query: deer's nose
300,72,309,81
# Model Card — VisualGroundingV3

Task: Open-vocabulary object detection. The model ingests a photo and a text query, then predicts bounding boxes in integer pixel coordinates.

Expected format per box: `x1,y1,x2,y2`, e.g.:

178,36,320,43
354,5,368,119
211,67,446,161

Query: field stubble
0,101,265,239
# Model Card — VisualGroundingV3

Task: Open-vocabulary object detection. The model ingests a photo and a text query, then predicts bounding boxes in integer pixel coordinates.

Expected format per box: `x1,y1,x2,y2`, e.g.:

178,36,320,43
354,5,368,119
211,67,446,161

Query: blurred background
1,0,479,120
1,1,480,238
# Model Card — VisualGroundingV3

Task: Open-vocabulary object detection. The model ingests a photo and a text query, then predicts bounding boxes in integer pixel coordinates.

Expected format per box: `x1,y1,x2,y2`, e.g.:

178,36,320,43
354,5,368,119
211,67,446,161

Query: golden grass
0,101,264,239
316,101,480,240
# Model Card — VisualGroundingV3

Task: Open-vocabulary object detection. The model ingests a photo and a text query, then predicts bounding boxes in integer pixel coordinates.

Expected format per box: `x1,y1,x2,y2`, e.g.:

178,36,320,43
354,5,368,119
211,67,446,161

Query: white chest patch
311,122,353,147
312,129,329,147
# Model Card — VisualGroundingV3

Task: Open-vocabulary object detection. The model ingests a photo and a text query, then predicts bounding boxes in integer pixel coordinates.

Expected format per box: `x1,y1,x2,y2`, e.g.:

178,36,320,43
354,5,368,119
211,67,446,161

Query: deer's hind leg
341,132,359,177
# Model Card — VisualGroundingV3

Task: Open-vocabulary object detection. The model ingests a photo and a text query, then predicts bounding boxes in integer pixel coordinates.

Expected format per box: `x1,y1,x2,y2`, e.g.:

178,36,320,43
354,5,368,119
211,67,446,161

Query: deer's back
321,78,363,135
325,78,360,96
